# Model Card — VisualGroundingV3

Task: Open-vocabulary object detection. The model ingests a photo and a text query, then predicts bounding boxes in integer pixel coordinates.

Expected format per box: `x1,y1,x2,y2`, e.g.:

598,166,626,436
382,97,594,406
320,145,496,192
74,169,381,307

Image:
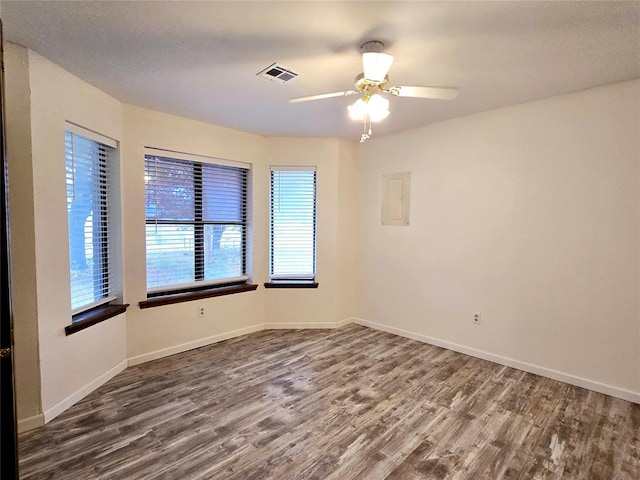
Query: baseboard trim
352,317,640,405
265,322,343,329
127,324,265,366
17,413,44,433
43,359,128,424
336,317,356,328
129,320,355,365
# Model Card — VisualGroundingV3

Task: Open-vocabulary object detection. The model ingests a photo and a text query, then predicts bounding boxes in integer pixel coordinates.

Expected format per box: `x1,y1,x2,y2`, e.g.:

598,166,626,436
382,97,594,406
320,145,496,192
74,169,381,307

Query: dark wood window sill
66,303,129,336
139,283,258,309
264,281,319,289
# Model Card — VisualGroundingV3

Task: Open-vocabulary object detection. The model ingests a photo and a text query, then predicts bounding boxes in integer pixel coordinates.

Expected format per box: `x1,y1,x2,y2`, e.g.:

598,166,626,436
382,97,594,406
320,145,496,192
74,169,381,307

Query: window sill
264,281,319,289
65,303,129,336
139,283,258,309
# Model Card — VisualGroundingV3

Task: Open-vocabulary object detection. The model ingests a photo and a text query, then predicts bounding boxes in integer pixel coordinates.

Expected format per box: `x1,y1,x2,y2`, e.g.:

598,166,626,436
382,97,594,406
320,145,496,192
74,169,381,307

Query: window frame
142,148,255,304
266,166,318,288
64,123,127,334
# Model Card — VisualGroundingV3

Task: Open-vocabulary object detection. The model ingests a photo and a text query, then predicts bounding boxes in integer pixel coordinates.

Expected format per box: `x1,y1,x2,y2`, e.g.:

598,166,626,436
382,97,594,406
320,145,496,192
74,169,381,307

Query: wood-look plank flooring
19,324,640,479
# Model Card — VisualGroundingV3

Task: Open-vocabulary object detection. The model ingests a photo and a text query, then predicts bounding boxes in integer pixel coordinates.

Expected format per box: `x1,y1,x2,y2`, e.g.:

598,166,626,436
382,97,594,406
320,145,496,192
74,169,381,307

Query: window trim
71,295,117,316
66,122,117,149
66,303,129,336
146,275,249,295
144,147,249,170
65,123,121,317
139,282,258,309
269,166,318,282
264,281,318,289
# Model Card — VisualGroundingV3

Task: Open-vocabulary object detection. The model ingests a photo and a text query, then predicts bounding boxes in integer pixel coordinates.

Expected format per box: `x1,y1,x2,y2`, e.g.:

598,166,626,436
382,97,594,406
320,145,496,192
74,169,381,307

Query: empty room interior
1,1,639,479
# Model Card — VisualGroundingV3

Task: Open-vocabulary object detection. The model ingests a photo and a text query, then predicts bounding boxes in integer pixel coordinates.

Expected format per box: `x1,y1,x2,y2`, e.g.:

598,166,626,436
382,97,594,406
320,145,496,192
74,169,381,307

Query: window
268,167,317,286
65,126,117,313
144,150,249,293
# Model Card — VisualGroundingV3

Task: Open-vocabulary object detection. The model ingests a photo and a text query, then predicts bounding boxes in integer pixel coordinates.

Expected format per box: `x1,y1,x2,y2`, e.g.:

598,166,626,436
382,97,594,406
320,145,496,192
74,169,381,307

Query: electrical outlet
473,312,481,325
198,307,205,317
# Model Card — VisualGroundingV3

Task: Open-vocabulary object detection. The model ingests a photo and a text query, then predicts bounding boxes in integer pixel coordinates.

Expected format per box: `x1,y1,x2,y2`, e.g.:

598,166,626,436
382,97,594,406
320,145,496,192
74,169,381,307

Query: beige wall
122,105,269,359
123,115,358,360
4,43,41,426
264,137,357,327
336,139,359,321
6,46,358,425
357,80,640,395
25,49,128,420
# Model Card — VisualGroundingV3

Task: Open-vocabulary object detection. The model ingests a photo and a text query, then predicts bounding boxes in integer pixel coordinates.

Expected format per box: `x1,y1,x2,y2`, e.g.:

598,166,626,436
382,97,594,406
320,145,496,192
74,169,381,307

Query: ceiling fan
289,41,459,142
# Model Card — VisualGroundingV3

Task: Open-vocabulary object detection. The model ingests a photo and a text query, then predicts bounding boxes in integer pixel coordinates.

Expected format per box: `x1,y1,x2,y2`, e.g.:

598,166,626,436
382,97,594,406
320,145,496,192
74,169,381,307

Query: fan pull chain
360,113,372,143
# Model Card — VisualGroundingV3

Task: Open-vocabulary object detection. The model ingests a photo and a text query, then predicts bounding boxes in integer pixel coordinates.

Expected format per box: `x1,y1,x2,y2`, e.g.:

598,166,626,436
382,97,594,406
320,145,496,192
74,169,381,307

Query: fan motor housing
355,73,389,92
361,40,385,53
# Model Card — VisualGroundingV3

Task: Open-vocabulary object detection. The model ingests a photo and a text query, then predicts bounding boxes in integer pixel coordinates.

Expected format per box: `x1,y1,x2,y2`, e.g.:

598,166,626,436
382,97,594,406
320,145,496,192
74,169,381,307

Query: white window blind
270,167,317,280
145,152,249,292
65,130,116,313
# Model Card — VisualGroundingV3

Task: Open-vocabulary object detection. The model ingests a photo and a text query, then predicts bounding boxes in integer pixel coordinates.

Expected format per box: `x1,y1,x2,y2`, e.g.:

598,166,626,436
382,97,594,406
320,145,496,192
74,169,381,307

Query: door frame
0,17,20,480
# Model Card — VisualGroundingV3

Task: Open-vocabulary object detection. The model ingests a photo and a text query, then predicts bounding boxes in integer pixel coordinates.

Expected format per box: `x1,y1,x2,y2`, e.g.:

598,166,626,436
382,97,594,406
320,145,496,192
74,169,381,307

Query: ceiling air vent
257,63,299,84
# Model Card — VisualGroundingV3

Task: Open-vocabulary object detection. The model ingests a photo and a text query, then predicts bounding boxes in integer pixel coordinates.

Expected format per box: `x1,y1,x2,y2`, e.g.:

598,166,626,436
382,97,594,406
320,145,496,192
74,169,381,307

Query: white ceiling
2,1,639,140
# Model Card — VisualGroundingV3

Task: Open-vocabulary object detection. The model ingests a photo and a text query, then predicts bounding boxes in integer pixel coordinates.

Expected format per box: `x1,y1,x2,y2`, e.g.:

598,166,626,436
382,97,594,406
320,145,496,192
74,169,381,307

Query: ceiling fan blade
289,90,358,103
388,86,459,100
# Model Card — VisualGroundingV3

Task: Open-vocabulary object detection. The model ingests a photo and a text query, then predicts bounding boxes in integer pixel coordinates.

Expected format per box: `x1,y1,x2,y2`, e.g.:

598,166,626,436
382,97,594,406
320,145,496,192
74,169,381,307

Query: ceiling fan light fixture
347,94,390,122
362,52,394,82
347,98,367,121
368,94,390,122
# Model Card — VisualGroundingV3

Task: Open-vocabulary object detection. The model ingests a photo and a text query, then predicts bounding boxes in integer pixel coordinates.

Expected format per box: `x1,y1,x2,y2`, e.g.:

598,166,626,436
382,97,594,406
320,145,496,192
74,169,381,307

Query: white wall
357,79,640,397
26,50,127,419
